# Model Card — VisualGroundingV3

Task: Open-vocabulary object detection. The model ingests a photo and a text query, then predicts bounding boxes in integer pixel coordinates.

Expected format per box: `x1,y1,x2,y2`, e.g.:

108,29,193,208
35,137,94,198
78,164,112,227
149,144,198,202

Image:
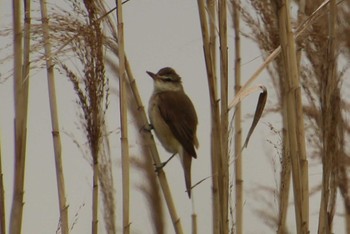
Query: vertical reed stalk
208,0,217,77
277,103,291,234
232,1,242,233
196,1,221,233
294,6,309,226
218,0,229,233
276,0,309,233
124,58,184,234
76,2,105,233
116,1,130,233
9,0,28,232
39,0,69,233
91,94,99,234
0,136,5,234
296,0,305,66
318,0,337,233
277,1,305,232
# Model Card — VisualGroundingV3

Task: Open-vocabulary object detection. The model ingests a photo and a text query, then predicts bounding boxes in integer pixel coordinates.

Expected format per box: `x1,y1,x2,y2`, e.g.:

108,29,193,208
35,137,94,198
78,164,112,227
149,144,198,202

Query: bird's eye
164,78,173,82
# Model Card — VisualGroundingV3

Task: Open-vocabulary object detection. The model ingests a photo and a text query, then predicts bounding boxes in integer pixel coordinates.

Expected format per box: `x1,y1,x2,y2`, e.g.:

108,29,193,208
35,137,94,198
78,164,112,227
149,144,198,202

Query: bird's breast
148,94,181,154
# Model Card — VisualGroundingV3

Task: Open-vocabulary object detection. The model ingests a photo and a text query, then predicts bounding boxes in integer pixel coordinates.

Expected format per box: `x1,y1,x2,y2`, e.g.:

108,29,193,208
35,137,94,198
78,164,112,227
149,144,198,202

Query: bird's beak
146,71,157,80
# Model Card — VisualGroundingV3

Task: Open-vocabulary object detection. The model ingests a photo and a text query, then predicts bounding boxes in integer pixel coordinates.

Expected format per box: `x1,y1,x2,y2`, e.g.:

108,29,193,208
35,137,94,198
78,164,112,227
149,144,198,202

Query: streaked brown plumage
147,67,198,198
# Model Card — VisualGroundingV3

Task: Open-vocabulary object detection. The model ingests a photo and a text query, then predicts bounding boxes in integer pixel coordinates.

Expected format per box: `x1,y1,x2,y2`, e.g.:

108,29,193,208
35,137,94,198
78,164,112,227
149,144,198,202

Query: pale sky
0,0,346,233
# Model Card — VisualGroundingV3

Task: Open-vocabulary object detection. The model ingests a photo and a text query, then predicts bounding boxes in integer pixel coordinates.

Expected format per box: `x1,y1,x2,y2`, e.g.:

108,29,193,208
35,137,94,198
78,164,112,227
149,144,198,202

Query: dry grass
44,1,112,233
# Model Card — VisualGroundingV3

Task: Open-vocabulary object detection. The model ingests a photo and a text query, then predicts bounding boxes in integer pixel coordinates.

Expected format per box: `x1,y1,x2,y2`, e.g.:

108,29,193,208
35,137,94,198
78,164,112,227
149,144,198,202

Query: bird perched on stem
147,67,199,198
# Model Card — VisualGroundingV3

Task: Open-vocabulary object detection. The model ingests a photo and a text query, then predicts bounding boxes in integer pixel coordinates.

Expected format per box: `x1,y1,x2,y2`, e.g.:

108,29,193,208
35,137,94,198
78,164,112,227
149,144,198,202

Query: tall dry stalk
55,1,109,233
98,131,116,234
277,1,306,229
84,3,117,233
277,105,291,234
317,0,338,232
218,1,229,233
9,0,29,232
232,1,243,233
39,0,69,233
275,0,309,233
77,2,108,234
278,0,307,230
116,1,131,233
196,1,222,233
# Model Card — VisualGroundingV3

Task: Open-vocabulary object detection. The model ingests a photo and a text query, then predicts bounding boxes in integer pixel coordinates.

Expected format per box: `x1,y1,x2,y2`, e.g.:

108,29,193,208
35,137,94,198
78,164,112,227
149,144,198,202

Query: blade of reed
39,0,69,233
242,87,267,148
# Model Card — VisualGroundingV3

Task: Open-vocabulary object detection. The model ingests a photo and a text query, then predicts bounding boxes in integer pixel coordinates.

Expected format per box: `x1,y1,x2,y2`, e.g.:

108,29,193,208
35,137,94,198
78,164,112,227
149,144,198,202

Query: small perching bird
147,67,199,198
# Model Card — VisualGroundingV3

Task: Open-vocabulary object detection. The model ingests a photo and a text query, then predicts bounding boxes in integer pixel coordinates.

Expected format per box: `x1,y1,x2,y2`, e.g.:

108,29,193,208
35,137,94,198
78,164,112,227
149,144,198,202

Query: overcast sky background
0,0,347,233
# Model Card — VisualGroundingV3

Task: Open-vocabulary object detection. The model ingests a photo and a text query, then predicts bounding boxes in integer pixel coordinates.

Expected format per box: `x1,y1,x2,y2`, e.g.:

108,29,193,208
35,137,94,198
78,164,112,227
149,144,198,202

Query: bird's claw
142,123,154,132
153,153,176,173
140,124,154,132
154,162,167,173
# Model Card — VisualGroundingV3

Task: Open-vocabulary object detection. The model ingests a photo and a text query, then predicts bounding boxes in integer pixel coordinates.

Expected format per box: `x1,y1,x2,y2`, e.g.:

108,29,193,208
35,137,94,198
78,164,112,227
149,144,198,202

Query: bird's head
147,67,183,92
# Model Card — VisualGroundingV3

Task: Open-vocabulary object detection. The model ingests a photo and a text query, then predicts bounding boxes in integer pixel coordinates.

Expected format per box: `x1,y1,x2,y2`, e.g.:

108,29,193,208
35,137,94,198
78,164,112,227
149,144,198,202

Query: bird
147,67,199,198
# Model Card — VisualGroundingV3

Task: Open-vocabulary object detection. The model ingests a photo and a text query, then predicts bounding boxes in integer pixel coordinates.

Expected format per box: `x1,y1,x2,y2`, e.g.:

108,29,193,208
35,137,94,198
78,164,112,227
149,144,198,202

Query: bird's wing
158,91,198,158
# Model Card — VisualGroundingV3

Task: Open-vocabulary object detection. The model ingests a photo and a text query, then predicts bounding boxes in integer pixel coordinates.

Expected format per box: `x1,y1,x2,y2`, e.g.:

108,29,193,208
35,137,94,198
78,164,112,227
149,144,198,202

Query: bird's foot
154,153,176,173
154,161,167,173
142,123,154,132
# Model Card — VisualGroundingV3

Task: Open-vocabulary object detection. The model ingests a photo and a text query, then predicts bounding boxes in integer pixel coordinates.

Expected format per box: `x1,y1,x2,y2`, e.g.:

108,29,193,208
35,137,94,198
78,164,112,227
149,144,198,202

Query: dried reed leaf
243,86,267,148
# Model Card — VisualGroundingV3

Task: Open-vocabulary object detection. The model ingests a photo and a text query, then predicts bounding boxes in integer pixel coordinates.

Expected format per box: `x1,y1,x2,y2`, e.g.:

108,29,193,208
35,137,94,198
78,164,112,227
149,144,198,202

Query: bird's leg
154,153,177,172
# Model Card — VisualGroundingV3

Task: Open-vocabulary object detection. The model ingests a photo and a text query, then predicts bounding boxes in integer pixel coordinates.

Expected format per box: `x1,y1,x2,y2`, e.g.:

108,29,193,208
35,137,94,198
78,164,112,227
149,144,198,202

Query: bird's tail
182,150,192,198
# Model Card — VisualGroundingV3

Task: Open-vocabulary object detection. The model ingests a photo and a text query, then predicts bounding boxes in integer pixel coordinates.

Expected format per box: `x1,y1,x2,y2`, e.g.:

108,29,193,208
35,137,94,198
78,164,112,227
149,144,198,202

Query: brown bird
147,67,199,198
